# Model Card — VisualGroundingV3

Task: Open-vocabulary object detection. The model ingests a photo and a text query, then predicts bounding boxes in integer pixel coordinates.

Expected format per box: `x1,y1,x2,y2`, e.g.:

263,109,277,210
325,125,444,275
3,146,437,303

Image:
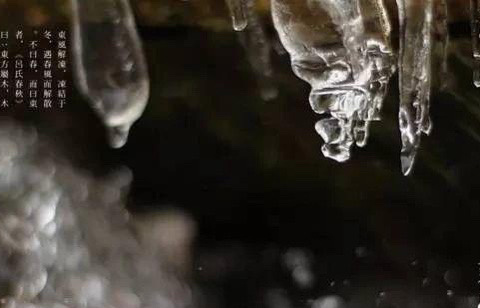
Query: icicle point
107,124,131,149
401,149,416,176
226,0,249,31
474,68,480,87
71,0,150,149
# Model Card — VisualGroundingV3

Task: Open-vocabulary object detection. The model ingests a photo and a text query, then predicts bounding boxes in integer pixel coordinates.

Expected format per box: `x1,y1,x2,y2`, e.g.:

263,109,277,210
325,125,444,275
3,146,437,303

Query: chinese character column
0,31,9,109
57,30,68,108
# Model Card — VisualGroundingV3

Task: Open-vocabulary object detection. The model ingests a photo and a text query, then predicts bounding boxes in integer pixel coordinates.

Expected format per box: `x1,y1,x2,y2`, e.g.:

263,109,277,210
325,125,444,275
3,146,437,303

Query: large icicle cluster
272,0,395,163
71,0,150,148
269,0,455,175
0,121,192,308
66,0,458,174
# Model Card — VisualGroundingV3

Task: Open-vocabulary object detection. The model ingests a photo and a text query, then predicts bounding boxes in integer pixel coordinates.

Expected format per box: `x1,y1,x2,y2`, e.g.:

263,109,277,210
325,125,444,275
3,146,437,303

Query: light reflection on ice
71,0,150,148
396,0,434,175
272,0,395,165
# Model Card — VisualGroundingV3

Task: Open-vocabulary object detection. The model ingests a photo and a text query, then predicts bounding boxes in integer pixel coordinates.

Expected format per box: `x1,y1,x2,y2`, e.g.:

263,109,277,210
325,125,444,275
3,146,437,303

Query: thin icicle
71,0,150,148
238,0,277,101
226,0,249,31
470,0,480,87
435,0,449,90
396,0,433,175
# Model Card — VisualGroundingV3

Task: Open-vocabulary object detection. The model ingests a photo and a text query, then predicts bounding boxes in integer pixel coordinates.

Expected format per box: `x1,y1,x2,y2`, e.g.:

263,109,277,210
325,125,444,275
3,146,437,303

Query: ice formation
396,0,434,175
0,120,192,308
71,0,150,148
237,0,278,101
272,0,395,163
471,0,480,87
435,0,449,89
225,0,249,31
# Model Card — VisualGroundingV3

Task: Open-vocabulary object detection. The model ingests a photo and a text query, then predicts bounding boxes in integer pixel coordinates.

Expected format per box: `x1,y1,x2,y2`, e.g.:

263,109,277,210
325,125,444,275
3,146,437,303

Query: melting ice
272,0,395,163
71,0,150,148
396,0,434,175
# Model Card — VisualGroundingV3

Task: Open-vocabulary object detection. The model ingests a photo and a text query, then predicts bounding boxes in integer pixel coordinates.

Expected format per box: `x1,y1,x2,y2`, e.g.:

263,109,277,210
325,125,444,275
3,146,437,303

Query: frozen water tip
225,0,248,31
474,69,480,88
400,151,416,176
321,143,351,163
107,125,131,149
233,20,248,32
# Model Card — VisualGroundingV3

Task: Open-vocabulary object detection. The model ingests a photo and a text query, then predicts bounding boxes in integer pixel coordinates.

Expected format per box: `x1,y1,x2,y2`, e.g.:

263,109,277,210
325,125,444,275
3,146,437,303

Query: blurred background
1,0,480,307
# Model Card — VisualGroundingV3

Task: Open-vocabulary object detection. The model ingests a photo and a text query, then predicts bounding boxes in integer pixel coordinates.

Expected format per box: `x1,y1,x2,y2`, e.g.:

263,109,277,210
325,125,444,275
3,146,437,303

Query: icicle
470,0,480,87
238,0,277,101
226,0,249,31
272,0,394,163
71,0,150,148
435,0,449,90
396,0,433,175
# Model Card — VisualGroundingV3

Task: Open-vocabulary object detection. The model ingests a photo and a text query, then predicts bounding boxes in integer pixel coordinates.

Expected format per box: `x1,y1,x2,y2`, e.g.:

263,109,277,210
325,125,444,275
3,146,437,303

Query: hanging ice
396,0,433,175
226,0,249,31
238,0,278,101
470,0,480,86
272,0,395,162
71,0,150,148
435,0,449,89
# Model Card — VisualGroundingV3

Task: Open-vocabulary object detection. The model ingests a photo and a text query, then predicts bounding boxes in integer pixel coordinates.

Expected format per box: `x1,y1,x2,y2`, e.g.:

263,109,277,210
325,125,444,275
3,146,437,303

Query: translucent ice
470,0,480,86
238,0,278,100
272,0,395,162
396,0,433,175
71,0,150,148
435,0,449,89
226,0,249,31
